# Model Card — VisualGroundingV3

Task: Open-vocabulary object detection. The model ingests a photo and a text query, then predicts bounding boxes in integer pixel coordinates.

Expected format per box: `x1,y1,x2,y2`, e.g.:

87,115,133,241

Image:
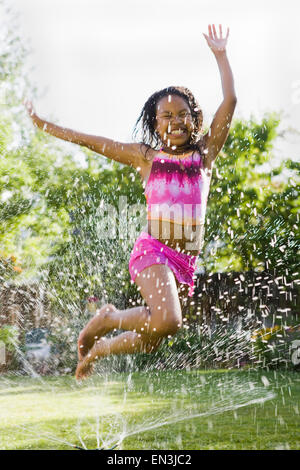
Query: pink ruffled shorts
128,231,198,297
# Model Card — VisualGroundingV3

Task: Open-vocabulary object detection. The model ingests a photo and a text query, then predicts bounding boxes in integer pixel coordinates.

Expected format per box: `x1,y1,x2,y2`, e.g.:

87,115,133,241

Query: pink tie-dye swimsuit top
144,148,210,226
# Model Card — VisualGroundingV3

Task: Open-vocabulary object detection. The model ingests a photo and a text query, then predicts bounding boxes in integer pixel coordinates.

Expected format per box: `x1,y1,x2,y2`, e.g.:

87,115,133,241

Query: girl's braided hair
133,86,203,155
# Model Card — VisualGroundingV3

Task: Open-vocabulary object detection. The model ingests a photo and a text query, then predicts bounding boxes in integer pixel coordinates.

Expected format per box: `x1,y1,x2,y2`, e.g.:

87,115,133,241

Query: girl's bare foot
75,357,95,381
76,337,111,381
78,303,117,360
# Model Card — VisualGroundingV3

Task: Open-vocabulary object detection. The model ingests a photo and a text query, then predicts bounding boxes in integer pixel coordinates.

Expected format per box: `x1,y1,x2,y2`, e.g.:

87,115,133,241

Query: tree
203,113,299,280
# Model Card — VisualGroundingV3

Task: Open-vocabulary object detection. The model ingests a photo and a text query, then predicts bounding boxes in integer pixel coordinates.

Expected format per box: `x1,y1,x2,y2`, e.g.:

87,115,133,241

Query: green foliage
203,113,299,278
0,251,22,281
42,158,147,316
0,119,76,277
0,325,19,351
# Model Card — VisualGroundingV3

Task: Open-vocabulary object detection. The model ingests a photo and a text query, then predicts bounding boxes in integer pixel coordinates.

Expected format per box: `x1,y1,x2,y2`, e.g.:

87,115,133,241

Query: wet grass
0,369,299,450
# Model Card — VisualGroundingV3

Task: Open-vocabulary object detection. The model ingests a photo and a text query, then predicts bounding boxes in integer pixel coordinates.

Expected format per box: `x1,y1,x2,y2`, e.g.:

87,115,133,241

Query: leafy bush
0,325,20,370
251,324,300,370
0,324,19,351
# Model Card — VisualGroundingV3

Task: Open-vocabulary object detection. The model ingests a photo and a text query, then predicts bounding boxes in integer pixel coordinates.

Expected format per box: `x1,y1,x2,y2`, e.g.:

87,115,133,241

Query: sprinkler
73,444,118,450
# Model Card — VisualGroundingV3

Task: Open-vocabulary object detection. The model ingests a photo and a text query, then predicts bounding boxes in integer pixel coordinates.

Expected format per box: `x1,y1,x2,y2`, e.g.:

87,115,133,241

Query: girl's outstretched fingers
23,98,34,115
203,23,229,53
24,99,40,127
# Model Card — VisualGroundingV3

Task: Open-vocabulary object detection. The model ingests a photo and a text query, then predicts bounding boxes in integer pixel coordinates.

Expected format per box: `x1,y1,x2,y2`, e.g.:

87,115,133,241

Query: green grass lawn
0,369,299,450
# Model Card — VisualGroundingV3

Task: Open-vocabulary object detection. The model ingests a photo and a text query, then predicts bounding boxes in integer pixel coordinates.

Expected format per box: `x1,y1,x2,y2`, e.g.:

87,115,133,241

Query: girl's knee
155,315,182,337
167,317,182,336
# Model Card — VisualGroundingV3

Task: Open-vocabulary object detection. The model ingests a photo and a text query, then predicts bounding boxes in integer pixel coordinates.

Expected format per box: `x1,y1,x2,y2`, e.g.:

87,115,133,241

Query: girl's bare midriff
146,219,204,257
139,153,207,257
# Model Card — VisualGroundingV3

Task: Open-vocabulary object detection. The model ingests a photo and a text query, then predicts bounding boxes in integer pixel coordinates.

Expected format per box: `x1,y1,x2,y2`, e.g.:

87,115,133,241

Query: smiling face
155,95,194,151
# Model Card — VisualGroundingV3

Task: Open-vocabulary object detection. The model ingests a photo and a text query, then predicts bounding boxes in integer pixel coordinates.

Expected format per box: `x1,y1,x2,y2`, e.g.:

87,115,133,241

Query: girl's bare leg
78,264,184,361
76,331,162,380
78,279,189,360
78,304,118,360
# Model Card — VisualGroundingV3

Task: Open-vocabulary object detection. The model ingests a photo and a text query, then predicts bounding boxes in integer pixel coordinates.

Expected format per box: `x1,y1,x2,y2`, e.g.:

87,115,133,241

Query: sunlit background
11,0,300,161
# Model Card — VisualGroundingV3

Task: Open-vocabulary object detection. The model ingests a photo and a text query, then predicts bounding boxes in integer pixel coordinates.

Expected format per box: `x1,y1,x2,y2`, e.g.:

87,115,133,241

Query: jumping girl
25,24,237,380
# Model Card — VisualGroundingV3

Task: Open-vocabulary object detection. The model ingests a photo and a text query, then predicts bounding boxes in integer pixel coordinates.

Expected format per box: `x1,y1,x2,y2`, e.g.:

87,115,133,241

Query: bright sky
11,0,300,160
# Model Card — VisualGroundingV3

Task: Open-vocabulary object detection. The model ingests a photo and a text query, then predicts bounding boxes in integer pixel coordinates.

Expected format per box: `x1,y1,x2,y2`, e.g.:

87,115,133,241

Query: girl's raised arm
202,24,237,170
24,100,147,169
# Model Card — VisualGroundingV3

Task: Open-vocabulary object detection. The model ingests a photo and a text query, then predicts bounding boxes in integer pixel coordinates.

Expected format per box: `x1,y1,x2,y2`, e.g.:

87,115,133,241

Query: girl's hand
203,24,229,54
23,99,40,126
